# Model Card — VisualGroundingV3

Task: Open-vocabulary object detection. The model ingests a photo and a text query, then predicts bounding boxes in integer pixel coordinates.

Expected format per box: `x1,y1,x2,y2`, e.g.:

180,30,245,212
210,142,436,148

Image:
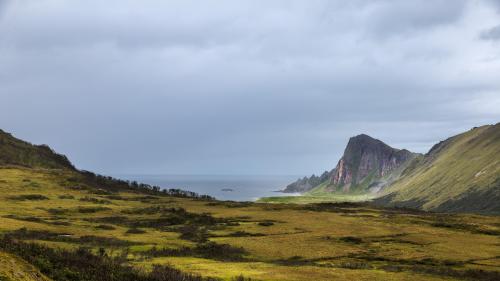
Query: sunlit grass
1,167,499,281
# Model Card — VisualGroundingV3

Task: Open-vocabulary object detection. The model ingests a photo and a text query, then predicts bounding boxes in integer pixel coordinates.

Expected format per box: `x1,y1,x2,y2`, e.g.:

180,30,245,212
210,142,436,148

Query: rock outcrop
286,134,418,194
283,171,332,193
330,134,416,192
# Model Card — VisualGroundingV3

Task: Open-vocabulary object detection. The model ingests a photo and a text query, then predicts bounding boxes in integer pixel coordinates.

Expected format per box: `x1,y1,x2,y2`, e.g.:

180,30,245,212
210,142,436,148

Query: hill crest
0,129,74,170
374,123,500,213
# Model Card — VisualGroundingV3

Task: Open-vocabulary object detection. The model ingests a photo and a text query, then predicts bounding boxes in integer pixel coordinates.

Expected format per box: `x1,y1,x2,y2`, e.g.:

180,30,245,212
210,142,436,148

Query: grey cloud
0,0,499,175
487,0,500,12
361,0,467,39
0,0,10,18
481,24,500,40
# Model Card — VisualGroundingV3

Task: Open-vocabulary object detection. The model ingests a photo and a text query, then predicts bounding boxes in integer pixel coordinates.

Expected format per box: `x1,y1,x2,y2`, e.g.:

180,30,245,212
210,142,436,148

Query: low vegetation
0,167,499,280
8,194,49,201
0,236,218,281
144,242,248,262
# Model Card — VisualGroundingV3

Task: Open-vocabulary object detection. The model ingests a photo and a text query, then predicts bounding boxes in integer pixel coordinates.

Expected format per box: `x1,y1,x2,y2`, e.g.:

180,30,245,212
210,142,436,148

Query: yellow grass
0,167,499,281
0,251,51,281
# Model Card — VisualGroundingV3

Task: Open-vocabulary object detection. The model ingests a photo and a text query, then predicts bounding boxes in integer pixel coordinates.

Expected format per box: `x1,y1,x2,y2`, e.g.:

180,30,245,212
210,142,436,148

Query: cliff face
330,134,416,192
284,134,417,194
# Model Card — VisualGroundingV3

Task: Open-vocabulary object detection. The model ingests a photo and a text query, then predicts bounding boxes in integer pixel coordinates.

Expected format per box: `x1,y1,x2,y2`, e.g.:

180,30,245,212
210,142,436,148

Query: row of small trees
79,170,215,200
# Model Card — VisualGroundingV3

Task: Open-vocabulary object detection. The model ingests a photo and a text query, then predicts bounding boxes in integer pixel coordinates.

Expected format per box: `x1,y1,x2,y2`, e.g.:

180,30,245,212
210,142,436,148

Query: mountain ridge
284,134,418,194
329,134,418,193
283,124,500,214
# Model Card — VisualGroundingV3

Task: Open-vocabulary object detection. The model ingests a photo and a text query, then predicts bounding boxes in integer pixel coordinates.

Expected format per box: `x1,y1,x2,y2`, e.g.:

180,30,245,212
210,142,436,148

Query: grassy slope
259,182,375,204
375,124,500,213
1,167,499,281
0,130,73,170
0,251,51,281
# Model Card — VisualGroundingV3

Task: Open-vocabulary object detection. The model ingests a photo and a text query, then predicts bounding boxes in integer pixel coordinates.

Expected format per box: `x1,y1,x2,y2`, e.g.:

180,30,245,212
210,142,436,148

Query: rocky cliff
285,134,418,194
330,134,416,192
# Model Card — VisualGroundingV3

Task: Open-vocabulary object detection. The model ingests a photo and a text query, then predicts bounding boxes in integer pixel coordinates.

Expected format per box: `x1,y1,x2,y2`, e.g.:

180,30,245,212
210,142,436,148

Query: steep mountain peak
344,134,393,157
350,133,378,141
331,134,416,192
348,133,398,148
284,134,418,194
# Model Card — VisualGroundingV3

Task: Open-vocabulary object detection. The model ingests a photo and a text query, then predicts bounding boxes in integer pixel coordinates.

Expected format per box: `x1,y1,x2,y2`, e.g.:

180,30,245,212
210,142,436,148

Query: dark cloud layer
481,24,500,40
1,0,499,175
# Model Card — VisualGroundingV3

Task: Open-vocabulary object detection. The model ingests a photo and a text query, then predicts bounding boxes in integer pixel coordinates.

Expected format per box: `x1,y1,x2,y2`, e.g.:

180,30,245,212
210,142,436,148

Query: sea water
117,174,302,201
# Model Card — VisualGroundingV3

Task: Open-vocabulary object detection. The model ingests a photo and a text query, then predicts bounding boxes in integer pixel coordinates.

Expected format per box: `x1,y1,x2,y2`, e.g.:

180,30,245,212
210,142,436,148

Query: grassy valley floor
0,167,499,281
258,182,376,204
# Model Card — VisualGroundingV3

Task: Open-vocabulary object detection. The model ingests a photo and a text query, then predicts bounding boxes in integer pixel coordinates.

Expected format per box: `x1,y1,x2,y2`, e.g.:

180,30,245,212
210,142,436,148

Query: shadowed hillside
0,130,74,170
375,123,500,214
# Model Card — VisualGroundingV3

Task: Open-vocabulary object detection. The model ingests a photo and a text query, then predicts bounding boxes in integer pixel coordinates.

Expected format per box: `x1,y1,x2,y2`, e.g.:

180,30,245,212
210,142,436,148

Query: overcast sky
1,0,499,175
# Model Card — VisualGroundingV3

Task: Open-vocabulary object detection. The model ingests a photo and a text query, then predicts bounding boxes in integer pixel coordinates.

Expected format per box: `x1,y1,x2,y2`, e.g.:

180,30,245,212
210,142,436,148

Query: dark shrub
231,275,253,281
145,242,247,262
50,221,71,226
257,221,274,227
125,228,146,234
178,225,209,242
225,231,265,237
0,236,218,281
339,236,363,244
96,224,116,230
77,206,111,213
47,208,66,215
5,228,138,247
8,194,48,201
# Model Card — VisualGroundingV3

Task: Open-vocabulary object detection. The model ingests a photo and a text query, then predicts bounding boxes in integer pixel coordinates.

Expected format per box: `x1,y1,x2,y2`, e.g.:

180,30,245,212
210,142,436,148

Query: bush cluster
0,236,218,281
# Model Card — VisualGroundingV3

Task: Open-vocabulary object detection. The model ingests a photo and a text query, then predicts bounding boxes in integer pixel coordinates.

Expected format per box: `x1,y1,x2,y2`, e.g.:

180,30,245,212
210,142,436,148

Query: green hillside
375,124,500,214
0,130,74,170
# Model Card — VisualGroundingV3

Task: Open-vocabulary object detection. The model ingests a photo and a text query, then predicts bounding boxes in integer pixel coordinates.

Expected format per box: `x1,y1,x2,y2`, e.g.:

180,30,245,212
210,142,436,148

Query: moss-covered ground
1,167,499,281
